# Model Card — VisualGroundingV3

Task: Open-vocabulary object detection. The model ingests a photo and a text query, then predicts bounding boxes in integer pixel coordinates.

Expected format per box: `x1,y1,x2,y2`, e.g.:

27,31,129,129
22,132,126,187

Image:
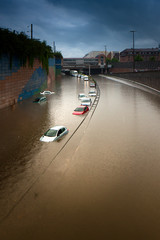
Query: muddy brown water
0,75,160,239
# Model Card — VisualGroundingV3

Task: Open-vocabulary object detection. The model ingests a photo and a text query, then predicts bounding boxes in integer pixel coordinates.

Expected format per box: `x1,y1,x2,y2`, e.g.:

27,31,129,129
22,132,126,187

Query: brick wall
0,55,62,110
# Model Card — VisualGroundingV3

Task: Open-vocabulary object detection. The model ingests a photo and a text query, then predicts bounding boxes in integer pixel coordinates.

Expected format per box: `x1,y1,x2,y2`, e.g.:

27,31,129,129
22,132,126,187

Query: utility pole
130,30,136,72
27,24,33,39
53,41,56,52
89,64,90,76
104,45,107,74
104,45,107,58
31,24,33,39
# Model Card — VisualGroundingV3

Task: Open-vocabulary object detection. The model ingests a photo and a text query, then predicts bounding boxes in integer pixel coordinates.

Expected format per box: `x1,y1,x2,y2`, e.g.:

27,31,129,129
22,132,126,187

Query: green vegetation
149,56,156,61
0,28,63,72
106,57,119,64
134,54,143,61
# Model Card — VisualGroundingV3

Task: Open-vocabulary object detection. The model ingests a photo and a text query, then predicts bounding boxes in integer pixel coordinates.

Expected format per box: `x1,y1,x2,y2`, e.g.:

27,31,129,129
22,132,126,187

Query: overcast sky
1,0,160,57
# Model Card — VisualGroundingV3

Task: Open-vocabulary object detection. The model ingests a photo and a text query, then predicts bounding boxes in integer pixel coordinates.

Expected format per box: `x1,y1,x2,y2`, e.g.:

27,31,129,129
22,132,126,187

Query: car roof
76,105,86,108
81,97,91,100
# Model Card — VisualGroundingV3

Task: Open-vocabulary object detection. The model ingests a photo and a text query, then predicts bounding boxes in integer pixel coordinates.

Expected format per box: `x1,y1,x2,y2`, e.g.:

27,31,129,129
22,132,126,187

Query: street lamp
130,30,136,72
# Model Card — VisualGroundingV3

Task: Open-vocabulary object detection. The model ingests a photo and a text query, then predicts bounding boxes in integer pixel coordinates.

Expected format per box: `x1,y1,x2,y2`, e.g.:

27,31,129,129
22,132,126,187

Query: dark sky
1,0,160,57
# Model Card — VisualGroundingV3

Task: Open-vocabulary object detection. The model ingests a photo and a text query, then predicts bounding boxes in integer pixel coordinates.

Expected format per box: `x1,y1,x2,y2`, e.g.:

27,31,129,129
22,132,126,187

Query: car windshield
44,129,57,137
82,99,90,102
74,107,84,112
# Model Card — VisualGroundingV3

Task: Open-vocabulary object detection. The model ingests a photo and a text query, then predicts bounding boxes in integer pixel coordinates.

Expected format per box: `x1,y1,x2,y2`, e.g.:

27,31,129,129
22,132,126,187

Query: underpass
1,75,160,239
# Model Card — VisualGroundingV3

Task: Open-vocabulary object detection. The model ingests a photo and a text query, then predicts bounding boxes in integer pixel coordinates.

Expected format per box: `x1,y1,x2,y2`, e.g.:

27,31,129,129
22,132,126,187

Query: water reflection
1,75,160,239
0,75,91,220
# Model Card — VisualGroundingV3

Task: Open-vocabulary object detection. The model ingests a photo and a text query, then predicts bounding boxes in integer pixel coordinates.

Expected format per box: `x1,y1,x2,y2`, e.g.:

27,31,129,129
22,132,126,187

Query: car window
61,128,65,133
58,129,62,135
75,107,84,112
44,129,57,137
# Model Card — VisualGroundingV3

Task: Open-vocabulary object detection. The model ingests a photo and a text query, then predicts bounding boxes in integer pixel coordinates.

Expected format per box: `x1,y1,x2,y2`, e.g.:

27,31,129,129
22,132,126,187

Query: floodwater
1,74,160,239
0,75,91,219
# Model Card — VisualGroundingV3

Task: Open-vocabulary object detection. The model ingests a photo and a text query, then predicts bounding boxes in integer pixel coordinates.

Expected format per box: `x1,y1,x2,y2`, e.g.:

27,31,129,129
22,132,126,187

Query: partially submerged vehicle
83,75,89,81
78,93,87,99
88,90,96,96
81,97,92,106
90,82,96,87
33,97,47,103
40,126,69,142
70,70,78,77
72,106,89,115
40,91,55,95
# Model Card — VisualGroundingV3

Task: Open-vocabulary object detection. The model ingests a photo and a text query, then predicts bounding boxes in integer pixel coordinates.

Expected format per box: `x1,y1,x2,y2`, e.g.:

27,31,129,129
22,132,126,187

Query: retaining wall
109,61,160,73
0,55,61,109
111,71,160,91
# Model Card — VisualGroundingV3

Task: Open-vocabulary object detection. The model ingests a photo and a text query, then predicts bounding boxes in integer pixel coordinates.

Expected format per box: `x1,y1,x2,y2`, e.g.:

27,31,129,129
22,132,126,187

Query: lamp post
130,30,136,72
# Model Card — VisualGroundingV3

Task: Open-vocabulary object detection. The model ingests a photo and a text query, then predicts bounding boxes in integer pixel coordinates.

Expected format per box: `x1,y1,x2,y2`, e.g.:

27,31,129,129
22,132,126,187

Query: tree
134,54,143,61
106,57,119,64
0,27,63,72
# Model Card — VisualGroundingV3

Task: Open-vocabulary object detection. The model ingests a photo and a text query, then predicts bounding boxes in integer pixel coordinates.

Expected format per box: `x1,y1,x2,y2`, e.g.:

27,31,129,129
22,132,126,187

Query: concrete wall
111,71,160,91
0,55,61,109
109,61,160,74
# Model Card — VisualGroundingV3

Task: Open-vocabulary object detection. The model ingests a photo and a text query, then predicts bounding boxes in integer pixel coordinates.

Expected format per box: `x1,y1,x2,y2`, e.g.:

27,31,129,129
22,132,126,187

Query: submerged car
90,82,96,87
78,93,87,99
40,126,69,142
83,75,89,81
33,97,47,103
81,97,92,106
72,106,89,115
77,73,81,78
88,90,96,96
40,90,55,95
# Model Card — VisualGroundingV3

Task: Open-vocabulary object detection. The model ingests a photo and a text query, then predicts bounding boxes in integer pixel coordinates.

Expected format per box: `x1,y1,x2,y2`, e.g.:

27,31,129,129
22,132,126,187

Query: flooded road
0,75,92,220
1,75,160,239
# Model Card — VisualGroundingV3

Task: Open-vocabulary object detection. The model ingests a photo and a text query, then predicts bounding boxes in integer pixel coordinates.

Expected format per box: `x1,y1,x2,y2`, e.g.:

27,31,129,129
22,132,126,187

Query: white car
90,82,96,87
40,90,55,95
88,90,96,96
78,93,87,99
83,75,89,81
40,126,69,142
33,96,47,103
81,97,92,106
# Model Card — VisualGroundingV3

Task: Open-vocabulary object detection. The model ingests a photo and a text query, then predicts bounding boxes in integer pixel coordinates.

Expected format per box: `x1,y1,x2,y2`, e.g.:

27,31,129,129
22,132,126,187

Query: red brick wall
0,59,45,109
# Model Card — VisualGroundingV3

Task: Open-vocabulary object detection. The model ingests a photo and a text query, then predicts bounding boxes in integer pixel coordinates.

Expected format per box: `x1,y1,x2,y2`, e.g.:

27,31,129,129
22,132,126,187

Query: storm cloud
0,0,160,57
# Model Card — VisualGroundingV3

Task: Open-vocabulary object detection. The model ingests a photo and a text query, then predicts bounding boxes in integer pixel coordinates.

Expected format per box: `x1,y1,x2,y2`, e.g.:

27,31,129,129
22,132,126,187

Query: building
62,57,99,67
120,48,160,62
63,51,119,67
84,51,107,58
